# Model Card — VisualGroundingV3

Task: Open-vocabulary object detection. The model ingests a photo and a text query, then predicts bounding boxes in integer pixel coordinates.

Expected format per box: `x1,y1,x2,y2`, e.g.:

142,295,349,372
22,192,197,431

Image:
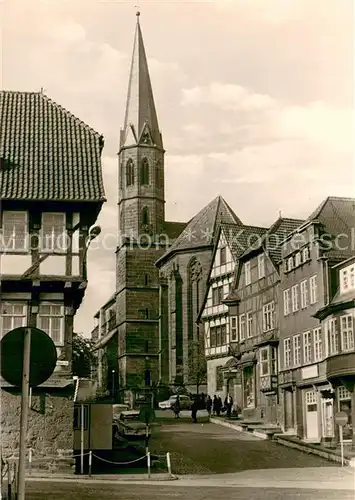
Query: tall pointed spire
120,12,163,150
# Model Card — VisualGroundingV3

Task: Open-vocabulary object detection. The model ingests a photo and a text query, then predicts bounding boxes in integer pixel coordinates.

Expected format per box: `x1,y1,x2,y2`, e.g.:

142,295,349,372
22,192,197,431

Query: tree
188,339,207,394
72,333,97,378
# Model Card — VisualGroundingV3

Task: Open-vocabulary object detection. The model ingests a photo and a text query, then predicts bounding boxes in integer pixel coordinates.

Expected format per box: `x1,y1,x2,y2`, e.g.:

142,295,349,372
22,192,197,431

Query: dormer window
126,158,134,186
302,246,310,262
340,264,355,294
1,211,28,251
140,158,149,185
287,256,293,271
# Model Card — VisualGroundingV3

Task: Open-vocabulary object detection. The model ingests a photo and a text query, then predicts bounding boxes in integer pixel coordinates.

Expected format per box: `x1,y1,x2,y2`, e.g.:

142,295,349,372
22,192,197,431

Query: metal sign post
17,328,31,500
80,404,85,475
335,411,348,467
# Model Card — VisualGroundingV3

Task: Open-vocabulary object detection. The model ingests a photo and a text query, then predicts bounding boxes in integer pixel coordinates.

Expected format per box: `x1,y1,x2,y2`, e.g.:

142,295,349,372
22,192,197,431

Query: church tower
115,13,167,395
118,11,165,239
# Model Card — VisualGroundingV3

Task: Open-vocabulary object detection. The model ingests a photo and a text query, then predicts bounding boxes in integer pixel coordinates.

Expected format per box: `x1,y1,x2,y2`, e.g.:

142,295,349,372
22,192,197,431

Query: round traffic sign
0,327,57,388
335,411,348,427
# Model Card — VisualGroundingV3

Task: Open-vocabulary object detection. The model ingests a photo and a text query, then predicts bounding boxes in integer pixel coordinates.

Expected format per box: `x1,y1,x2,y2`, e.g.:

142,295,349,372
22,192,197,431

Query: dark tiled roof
162,221,187,240
310,197,355,260
238,217,304,264
221,222,268,261
156,196,241,264
0,91,106,202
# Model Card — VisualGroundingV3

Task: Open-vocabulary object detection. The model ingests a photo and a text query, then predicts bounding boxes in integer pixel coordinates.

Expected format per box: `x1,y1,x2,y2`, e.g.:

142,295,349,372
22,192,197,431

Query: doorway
321,398,334,439
284,389,294,431
305,390,319,441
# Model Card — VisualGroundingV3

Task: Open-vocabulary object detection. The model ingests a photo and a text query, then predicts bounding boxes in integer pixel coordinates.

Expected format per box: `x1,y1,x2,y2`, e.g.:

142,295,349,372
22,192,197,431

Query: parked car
113,410,151,441
158,394,192,410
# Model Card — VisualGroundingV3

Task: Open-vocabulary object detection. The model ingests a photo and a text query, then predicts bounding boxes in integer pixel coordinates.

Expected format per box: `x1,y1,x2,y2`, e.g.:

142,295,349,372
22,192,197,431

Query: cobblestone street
149,419,339,475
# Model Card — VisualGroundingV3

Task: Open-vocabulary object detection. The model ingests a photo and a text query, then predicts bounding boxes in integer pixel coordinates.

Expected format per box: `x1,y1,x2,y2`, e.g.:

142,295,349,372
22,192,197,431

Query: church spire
120,12,163,150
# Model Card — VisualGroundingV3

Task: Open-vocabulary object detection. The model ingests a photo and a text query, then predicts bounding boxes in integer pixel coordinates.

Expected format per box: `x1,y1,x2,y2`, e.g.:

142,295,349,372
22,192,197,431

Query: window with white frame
295,252,301,267
291,284,299,312
1,211,28,251
41,213,67,252
258,254,265,279
293,334,301,366
287,256,293,271
260,347,269,376
230,316,238,341
340,314,354,352
212,285,223,306
220,246,226,266
328,318,338,355
340,265,355,294
309,275,317,304
239,314,246,341
283,289,290,316
302,246,310,262
0,302,27,337
300,280,308,309
303,330,312,364
284,338,291,368
247,312,253,338
37,303,64,345
313,327,322,361
245,261,251,286
262,301,275,332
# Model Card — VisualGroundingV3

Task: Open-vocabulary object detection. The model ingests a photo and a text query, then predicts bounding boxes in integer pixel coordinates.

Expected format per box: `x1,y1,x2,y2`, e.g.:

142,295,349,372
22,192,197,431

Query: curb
210,417,355,468
24,473,178,483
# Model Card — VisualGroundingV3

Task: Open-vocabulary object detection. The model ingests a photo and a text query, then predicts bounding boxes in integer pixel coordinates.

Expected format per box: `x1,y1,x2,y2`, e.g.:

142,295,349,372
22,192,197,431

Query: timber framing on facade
0,90,105,458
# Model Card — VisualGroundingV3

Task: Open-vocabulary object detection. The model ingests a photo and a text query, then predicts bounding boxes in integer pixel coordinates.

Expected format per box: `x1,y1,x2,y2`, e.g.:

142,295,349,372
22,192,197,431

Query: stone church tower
115,13,183,392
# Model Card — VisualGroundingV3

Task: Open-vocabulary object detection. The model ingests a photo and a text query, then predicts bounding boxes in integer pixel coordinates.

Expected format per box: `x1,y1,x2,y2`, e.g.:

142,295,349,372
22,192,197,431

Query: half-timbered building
0,90,105,459
231,218,303,424
198,222,267,402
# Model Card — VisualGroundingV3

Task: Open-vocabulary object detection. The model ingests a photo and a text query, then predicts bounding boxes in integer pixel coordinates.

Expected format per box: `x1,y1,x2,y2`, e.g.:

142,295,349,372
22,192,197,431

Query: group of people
171,393,234,423
206,394,234,418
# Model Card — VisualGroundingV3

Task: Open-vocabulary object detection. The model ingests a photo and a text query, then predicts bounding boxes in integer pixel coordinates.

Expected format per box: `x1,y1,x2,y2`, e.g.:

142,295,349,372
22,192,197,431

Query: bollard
147,452,151,479
166,452,172,476
88,451,92,477
28,448,33,475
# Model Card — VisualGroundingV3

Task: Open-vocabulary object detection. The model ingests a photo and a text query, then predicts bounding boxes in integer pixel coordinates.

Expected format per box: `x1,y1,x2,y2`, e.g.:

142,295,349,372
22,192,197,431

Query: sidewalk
210,416,355,468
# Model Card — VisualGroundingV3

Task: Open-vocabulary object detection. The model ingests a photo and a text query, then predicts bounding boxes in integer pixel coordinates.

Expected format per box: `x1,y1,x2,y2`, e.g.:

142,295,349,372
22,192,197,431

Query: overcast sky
1,0,353,335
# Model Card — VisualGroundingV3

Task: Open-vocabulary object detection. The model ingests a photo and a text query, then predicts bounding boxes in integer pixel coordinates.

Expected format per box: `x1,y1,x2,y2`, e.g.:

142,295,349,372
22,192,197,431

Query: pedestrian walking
224,394,233,418
172,395,180,418
212,395,218,416
191,399,198,423
216,396,223,416
206,395,212,416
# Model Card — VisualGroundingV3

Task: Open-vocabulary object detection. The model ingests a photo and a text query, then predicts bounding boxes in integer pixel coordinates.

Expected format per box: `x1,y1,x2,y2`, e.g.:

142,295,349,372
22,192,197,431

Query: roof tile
0,91,106,202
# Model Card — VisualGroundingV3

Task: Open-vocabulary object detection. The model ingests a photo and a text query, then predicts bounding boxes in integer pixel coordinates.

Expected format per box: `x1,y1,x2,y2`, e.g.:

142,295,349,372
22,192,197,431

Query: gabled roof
155,195,241,266
308,196,355,260
221,222,268,261
196,221,267,323
120,13,163,150
0,91,106,203
240,217,304,265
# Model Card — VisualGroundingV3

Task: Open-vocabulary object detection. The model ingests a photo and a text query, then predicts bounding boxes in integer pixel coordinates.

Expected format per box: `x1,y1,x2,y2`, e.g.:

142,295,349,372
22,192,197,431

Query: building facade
314,257,355,447
278,197,355,443
0,90,105,458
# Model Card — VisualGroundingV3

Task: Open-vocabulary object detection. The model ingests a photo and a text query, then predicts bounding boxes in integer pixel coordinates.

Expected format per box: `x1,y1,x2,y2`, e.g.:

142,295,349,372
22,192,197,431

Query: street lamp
82,225,101,280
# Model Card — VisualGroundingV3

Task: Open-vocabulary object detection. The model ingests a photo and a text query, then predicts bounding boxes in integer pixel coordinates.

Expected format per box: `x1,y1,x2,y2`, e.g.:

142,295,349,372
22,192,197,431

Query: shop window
243,365,255,408
338,386,352,440
216,366,223,391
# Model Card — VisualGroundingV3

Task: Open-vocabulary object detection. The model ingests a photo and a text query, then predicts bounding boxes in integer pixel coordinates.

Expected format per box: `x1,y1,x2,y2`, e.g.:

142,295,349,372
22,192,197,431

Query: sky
0,0,353,335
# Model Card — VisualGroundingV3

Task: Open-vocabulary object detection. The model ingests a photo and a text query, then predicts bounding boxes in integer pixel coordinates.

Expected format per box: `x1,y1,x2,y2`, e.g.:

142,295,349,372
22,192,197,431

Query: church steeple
120,12,163,151
118,13,165,240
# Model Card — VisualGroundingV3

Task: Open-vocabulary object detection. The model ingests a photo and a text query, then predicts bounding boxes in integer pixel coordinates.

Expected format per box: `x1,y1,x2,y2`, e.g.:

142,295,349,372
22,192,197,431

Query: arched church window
140,158,149,185
155,160,161,188
126,159,134,187
142,206,149,226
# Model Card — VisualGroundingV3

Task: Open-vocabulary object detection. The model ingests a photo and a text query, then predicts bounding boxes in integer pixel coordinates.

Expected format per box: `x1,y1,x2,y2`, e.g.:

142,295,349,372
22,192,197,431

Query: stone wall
0,389,74,460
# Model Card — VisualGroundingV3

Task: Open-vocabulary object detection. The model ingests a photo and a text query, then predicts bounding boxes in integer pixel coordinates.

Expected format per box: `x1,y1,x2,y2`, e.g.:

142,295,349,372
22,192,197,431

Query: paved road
25,481,355,500
149,420,339,474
